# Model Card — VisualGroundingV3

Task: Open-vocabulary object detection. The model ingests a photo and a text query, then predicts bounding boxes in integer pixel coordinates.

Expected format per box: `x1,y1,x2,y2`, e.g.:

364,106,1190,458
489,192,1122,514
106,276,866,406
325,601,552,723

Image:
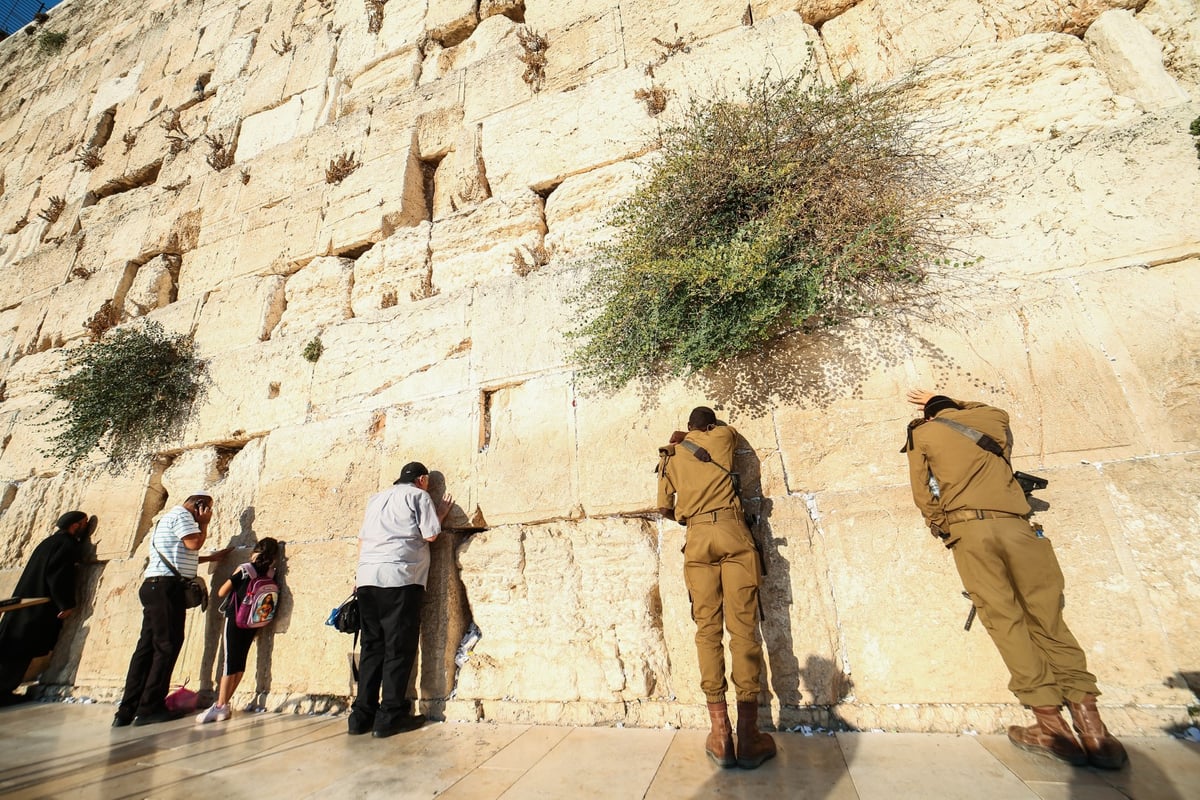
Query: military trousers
683,515,763,703
949,517,1098,708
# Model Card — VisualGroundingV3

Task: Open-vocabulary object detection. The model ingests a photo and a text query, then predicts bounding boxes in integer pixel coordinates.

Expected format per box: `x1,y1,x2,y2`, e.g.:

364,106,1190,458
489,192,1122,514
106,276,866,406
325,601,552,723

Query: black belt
144,576,185,584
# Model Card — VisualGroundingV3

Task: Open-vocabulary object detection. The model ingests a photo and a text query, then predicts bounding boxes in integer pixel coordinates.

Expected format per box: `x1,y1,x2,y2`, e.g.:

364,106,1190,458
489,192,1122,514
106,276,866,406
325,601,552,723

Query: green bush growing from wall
570,67,966,389
42,320,207,472
37,30,68,55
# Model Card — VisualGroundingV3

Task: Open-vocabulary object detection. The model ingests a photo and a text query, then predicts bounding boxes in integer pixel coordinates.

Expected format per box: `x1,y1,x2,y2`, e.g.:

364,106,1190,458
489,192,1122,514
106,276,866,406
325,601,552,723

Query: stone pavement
0,702,1197,799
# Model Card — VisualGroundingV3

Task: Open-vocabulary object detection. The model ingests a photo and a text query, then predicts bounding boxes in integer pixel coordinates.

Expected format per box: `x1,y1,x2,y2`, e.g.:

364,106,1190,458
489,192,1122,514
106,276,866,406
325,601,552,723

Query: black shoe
112,712,134,728
347,713,375,736
133,710,174,726
372,714,425,739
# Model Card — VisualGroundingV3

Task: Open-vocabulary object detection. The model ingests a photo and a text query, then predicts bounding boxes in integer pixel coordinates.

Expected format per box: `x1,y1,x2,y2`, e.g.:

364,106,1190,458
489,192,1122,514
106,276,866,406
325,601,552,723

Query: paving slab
2,703,1200,799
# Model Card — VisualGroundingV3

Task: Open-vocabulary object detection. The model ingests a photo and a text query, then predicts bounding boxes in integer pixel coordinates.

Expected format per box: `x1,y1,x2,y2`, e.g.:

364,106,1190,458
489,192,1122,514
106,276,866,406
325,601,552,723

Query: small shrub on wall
42,321,207,472
570,67,967,389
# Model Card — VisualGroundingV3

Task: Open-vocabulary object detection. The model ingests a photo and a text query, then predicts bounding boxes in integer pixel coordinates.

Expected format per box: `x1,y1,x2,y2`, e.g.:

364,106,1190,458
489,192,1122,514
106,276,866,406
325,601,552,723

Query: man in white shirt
349,462,452,739
113,491,230,727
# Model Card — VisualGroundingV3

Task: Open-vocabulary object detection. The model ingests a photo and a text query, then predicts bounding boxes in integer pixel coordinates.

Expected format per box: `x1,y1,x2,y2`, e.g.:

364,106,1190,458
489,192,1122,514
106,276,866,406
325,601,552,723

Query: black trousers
118,578,186,717
0,657,30,696
351,584,424,729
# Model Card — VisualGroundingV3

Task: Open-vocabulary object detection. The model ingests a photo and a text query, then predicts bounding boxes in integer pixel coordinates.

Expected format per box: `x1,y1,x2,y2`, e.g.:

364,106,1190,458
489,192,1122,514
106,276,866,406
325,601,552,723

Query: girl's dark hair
251,537,280,570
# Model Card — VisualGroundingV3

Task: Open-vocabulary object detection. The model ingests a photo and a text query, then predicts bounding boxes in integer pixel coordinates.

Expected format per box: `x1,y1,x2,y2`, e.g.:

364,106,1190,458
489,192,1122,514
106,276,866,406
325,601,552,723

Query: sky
1,0,64,37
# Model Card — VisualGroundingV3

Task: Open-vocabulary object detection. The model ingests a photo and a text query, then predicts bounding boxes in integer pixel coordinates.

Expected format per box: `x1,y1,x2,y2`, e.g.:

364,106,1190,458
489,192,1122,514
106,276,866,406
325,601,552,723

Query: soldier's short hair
688,406,717,430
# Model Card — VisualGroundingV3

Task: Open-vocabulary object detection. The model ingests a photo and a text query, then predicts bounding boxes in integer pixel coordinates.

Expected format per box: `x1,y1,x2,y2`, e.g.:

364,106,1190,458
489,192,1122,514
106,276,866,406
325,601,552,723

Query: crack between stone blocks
1014,306,1046,464
799,490,854,690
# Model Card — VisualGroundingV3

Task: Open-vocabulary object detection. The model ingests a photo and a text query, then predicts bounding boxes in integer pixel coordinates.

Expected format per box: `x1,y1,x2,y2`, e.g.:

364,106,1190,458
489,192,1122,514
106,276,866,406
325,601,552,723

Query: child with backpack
196,538,280,724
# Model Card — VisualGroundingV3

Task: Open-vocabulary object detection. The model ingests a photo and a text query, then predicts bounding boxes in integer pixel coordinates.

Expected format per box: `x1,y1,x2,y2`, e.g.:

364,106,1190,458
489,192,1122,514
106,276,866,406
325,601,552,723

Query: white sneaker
196,704,231,723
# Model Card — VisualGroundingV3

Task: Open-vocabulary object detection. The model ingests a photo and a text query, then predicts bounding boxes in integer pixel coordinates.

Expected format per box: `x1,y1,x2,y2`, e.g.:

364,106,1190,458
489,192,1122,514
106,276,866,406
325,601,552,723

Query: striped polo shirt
144,506,201,578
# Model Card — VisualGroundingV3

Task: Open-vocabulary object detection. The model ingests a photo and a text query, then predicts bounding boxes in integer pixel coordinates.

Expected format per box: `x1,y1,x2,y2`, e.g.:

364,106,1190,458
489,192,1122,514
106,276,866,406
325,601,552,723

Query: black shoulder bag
152,541,209,611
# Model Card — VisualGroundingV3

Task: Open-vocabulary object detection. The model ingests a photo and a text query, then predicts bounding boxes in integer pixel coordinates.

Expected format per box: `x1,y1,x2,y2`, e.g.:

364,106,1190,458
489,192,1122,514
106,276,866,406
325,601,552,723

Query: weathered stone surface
1074,259,1200,453
121,254,177,321
456,517,669,702
468,267,572,385
1139,0,1200,92
192,274,287,354
429,190,545,293
476,374,577,525
431,126,492,220
907,33,1142,151
349,222,432,318
426,0,480,47
306,292,472,417
1084,9,1191,109
542,158,643,260
276,256,354,338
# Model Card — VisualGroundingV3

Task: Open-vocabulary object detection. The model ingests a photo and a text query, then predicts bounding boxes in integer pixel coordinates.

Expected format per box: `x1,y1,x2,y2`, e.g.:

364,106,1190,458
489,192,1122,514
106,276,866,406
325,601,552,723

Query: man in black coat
0,511,92,704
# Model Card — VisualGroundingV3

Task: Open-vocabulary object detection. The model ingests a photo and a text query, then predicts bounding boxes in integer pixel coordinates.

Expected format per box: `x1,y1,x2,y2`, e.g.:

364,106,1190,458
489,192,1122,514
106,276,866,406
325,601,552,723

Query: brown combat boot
705,701,735,768
1067,694,1128,770
1007,706,1088,766
734,700,777,769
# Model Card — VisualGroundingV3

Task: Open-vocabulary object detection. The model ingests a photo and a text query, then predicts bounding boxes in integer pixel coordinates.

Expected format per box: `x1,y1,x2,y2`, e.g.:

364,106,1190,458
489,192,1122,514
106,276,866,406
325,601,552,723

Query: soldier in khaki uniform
657,406,775,770
904,389,1126,770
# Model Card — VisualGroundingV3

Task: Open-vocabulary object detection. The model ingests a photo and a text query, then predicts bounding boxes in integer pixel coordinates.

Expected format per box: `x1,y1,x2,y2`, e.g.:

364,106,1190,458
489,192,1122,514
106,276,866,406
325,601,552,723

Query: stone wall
0,0,1197,734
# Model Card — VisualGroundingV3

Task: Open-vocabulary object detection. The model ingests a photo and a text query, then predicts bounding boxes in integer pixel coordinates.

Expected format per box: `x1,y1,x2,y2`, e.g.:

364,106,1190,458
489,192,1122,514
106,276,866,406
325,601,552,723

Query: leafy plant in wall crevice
42,320,208,472
569,65,972,389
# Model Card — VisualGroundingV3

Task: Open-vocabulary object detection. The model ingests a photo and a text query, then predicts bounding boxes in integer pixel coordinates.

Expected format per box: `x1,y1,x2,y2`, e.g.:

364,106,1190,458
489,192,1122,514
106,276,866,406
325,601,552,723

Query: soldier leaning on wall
656,406,776,770
902,388,1127,770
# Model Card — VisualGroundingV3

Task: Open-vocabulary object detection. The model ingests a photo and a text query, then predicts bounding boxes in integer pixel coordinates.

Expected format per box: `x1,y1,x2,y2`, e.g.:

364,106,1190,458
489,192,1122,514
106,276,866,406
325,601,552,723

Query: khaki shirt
906,400,1029,529
657,425,741,524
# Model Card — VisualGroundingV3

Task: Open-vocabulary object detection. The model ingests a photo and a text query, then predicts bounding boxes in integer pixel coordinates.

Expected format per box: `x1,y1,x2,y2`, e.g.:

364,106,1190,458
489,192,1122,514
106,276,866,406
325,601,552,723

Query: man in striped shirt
113,491,230,727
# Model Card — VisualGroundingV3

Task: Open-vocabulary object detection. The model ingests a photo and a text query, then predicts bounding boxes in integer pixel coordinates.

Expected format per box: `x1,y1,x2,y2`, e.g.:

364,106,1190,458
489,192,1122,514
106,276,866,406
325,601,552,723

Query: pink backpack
234,562,279,629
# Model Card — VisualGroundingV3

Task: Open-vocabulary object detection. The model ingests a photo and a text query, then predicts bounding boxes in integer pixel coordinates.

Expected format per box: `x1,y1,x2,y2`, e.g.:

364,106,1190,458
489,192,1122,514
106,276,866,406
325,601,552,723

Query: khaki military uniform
658,425,763,703
906,400,1098,708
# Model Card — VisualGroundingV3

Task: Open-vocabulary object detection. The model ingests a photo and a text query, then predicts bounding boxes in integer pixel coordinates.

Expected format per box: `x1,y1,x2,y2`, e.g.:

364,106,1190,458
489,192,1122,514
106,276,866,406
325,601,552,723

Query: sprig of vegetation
302,336,324,362
42,320,207,472
37,30,67,55
569,67,968,388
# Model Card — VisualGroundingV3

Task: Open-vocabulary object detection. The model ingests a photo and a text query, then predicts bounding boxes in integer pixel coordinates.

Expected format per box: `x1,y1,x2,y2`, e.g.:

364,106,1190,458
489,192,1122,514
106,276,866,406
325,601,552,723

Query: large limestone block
960,106,1200,272
0,236,74,312
431,126,491,219
815,486,1014,704
540,10,624,94
1020,464,1193,705
317,146,428,256
1074,259,1200,452
468,266,573,385
283,21,339,100
797,0,860,25
1139,0,1200,93
192,274,287,354
608,0,806,73
236,538,362,697
88,63,144,119
177,338,313,446
460,44,535,123
250,414,385,549
907,33,1142,151
455,517,670,702
429,190,546,294
822,0,992,84
1095,454,1200,702
349,221,432,317
1084,9,1190,109
480,66,656,195
334,48,424,118
236,84,330,162
211,33,257,87
419,13,518,85
475,374,577,525
233,184,324,275
543,158,643,260
753,496,856,707
331,0,426,83
379,393,479,522
121,254,178,321
30,261,141,353
307,292,472,417
426,0,480,46
986,0,1145,38
195,6,239,60
276,256,355,338
68,555,157,691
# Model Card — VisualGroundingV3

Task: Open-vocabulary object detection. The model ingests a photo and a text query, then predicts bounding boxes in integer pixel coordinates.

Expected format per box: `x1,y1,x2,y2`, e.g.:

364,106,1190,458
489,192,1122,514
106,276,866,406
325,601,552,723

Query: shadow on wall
41,557,106,692
416,470,473,722
196,506,288,708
